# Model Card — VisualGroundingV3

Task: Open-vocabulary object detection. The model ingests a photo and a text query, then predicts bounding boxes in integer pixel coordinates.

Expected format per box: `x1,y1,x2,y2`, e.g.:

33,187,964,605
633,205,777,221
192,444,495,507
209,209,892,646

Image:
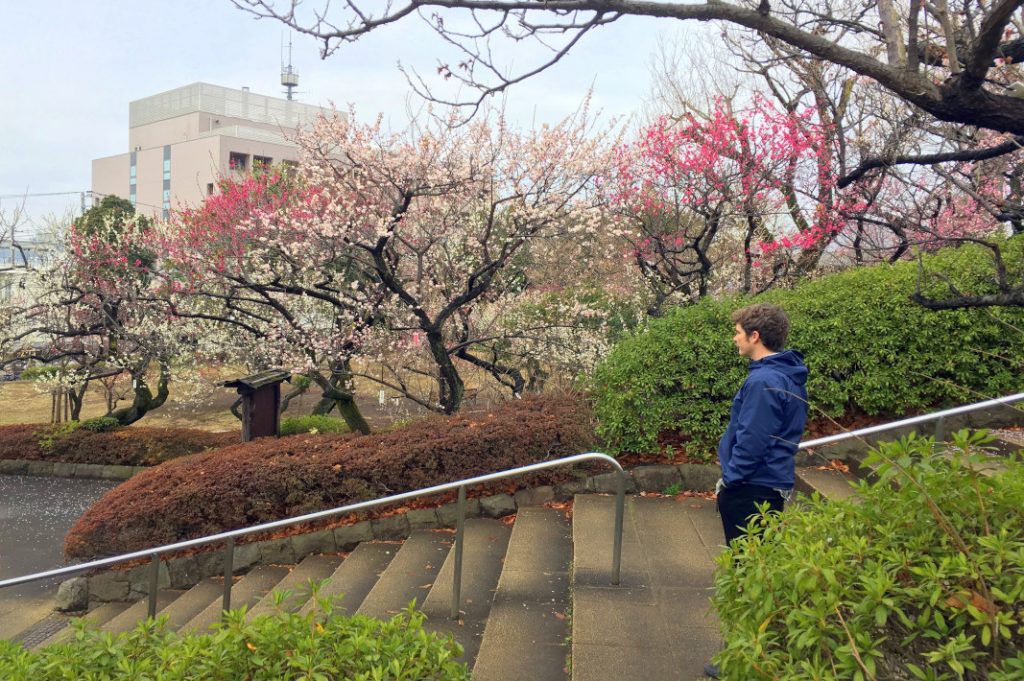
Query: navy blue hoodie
717,349,808,489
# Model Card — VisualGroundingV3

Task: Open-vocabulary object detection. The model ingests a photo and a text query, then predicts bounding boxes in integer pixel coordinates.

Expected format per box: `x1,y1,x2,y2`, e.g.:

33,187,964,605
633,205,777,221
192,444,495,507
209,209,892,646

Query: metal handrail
0,452,627,621
798,392,1024,450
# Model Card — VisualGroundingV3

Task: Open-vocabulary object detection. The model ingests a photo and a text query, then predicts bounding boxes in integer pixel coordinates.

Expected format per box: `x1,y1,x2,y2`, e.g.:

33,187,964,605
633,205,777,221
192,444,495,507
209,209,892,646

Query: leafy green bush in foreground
0,595,467,681
712,430,1024,680
280,414,350,436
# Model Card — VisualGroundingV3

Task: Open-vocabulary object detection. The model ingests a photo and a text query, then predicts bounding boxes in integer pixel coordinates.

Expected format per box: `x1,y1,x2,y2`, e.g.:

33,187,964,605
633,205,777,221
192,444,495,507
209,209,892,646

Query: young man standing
704,303,808,679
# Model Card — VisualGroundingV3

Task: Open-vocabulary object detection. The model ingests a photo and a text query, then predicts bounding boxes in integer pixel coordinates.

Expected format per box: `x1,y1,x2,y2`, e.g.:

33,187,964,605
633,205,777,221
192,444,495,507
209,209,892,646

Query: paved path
0,474,119,638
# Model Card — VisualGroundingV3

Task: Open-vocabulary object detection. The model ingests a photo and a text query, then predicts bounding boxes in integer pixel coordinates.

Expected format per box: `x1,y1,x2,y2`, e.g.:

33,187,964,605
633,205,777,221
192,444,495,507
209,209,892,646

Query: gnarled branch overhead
838,135,1024,187
233,0,1024,133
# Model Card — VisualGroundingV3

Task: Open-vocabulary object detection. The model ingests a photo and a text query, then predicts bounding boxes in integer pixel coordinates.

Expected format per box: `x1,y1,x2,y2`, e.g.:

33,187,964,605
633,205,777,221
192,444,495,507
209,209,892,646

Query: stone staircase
6,429,1021,680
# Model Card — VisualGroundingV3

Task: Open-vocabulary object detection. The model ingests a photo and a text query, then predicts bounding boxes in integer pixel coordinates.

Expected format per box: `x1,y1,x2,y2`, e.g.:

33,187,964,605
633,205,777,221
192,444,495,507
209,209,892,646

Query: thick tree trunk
427,330,463,414
109,360,170,426
68,382,88,421
310,364,371,434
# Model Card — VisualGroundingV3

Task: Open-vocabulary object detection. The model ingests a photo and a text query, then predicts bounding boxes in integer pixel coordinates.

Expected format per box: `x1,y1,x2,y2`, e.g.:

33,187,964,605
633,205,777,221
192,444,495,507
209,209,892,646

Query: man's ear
749,330,761,345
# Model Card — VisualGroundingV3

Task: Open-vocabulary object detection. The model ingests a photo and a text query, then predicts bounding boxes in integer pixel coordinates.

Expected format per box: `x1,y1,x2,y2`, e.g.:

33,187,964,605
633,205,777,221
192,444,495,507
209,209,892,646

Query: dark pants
717,483,785,546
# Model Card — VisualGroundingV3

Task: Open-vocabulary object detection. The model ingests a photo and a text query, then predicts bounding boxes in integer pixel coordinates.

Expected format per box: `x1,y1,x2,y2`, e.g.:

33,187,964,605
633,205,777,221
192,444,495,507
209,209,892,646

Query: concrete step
179,565,290,634
990,430,1023,456
297,542,397,618
472,508,572,681
101,589,183,634
795,466,859,502
571,494,722,681
246,554,342,621
355,532,450,620
420,518,512,666
40,601,131,648
150,578,222,631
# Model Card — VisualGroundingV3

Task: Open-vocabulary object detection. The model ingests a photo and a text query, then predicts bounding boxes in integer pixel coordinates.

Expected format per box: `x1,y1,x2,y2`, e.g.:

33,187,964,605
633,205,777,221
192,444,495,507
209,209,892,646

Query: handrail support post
612,470,625,586
222,537,235,614
451,485,466,620
147,553,160,619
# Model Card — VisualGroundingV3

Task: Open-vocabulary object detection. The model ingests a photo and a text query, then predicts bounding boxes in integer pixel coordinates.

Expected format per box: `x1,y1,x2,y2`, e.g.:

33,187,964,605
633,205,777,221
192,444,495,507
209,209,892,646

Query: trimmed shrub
280,414,349,436
79,416,121,433
65,393,596,559
591,239,1024,456
0,424,237,467
0,595,468,680
711,430,1024,680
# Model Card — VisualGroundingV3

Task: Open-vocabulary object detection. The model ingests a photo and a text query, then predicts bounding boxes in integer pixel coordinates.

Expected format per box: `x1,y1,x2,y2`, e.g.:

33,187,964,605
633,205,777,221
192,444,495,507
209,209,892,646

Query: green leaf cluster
712,431,1024,680
591,239,1024,456
280,414,350,436
79,416,122,433
0,594,467,680
35,421,81,451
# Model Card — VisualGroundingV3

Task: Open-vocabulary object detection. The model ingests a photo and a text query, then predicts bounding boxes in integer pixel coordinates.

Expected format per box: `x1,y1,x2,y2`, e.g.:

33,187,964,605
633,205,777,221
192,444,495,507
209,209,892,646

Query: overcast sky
1,1,703,234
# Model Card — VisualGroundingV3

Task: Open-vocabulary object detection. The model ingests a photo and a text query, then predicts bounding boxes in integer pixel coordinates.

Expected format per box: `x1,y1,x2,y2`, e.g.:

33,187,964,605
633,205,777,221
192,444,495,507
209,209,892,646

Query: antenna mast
280,34,299,101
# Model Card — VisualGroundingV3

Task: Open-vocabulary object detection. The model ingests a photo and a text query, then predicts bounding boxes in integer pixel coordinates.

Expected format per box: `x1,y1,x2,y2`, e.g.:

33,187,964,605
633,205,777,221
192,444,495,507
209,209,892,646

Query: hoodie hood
750,349,807,387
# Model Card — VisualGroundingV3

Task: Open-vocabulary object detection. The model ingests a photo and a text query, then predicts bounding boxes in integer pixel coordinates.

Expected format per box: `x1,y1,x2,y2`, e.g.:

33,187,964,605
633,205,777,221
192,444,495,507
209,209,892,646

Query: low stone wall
57,462,720,609
0,459,145,481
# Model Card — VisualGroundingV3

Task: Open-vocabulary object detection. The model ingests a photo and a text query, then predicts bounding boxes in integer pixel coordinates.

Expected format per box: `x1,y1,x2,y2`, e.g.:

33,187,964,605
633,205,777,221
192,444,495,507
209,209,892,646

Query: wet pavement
0,474,119,638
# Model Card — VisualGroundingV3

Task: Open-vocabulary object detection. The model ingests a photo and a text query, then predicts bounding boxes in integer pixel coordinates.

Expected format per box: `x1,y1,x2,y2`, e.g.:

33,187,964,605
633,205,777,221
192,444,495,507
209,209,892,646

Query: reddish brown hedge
0,424,238,466
65,393,597,560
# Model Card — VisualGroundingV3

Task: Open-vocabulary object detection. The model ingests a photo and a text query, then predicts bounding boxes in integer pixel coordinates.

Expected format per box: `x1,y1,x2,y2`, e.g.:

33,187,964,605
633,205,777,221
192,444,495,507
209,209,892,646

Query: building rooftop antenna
281,34,300,101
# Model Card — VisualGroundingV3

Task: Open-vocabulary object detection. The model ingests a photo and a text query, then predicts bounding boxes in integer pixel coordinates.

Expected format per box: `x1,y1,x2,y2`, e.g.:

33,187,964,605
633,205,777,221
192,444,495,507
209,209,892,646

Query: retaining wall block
514,485,555,507
27,462,55,476
233,542,262,571
371,514,410,540
51,463,77,478
553,479,588,501
126,561,171,598
166,556,202,589
259,537,297,565
587,471,637,494
333,521,373,550
677,464,720,492
55,577,89,612
0,460,29,475
100,465,135,480
632,465,683,492
436,498,481,527
480,494,517,518
407,508,440,530
291,528,337,558
89,571,130,602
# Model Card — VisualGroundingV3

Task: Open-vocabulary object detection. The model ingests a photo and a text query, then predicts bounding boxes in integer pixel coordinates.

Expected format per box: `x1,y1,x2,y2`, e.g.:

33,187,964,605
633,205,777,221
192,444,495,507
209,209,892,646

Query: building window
162,209,170,220
253,155,272,169
229,152,249,171
129,191,137,206
207,183,215,196
130,166,137,179
163,159,171,181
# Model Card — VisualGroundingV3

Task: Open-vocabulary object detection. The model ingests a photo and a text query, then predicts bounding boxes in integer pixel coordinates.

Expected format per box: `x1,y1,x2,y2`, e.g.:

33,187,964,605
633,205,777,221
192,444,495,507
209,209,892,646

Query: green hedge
591,238,1024,456
0,597,468,680
280,414,349,436
711,431,1024,680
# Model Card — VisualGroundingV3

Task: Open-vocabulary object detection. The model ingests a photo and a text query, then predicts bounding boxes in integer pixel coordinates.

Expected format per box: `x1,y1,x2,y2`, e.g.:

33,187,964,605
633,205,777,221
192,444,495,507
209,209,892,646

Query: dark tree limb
838,136,1024,188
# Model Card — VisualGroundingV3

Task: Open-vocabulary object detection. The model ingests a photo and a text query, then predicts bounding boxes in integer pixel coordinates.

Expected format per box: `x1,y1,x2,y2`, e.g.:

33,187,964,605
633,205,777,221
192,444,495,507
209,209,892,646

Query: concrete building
91,83,331,219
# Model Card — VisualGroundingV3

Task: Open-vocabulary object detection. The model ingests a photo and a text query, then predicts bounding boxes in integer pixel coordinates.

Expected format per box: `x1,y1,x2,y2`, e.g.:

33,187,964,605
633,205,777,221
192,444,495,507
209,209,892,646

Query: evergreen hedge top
591,239,1024,457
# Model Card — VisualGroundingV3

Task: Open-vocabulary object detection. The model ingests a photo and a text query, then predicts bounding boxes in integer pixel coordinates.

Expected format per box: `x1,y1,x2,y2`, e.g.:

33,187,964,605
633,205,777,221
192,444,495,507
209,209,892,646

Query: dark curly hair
731,304,790,352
